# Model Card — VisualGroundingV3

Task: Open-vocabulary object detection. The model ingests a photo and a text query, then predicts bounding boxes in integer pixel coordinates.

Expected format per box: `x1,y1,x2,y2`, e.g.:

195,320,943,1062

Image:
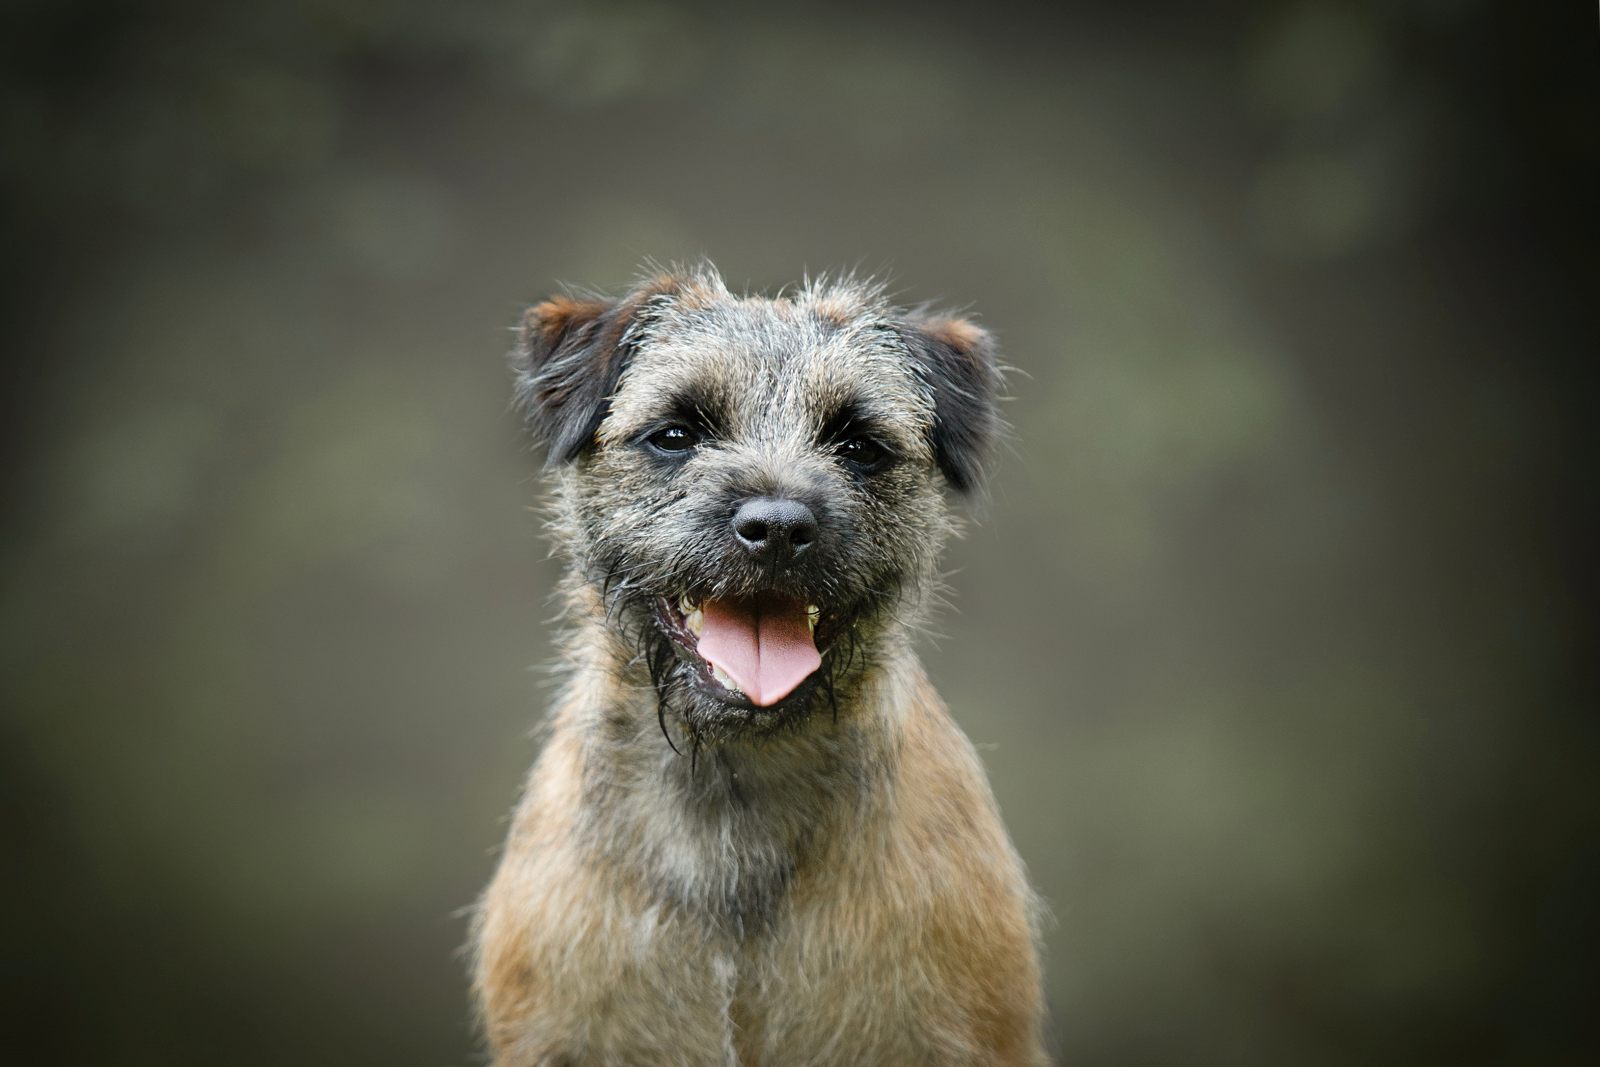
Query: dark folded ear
512,276,679,465
898,313,1003,494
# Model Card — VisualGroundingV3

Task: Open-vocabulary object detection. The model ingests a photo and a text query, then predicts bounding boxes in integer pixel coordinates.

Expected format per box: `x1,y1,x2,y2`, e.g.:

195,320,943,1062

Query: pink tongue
696,596,821,707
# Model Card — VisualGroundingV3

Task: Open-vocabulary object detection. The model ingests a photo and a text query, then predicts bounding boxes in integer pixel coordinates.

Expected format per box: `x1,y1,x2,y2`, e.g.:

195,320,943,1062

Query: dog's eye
836,435,888,471
645,425,699,455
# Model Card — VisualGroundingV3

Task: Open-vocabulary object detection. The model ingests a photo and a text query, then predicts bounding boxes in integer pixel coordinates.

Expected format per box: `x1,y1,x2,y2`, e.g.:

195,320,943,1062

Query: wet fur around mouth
586,549,883,754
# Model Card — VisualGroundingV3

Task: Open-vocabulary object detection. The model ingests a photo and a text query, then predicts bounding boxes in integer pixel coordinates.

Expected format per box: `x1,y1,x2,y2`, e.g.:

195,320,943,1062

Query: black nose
732,497,818,565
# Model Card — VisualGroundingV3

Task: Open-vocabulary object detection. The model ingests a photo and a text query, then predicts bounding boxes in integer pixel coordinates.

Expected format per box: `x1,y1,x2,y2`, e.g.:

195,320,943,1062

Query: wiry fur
474,263,1045,1065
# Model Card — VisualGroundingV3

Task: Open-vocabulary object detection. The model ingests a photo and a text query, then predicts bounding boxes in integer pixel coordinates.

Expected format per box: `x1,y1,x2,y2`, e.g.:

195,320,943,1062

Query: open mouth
655,592,832,710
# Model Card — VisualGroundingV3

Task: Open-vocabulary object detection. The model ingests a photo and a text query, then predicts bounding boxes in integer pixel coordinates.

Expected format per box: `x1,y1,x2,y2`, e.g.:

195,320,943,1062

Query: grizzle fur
473,264,1045,1065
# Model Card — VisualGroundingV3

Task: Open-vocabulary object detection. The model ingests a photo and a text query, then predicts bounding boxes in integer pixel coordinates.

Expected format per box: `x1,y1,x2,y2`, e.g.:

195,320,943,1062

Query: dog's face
514,267,999,740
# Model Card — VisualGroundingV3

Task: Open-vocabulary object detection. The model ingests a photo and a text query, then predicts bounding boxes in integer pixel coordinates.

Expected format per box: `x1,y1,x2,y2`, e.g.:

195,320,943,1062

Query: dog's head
513,264,1001,739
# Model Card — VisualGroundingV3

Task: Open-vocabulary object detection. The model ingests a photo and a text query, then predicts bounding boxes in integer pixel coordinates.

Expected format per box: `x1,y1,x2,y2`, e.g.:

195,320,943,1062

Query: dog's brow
817,397,877,442
657,385,729,436
815,388,909,439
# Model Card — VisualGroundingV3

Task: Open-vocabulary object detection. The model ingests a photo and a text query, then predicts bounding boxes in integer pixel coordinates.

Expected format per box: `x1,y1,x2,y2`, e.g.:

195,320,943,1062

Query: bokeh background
3,1,1594,1064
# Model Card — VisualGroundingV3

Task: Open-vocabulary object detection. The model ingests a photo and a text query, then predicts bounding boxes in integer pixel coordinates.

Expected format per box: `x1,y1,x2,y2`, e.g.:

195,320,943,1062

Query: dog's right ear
512,276,678,465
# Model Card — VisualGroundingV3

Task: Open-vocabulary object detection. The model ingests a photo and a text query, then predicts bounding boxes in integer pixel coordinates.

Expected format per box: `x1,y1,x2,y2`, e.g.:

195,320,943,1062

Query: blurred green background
2,1,1594,1064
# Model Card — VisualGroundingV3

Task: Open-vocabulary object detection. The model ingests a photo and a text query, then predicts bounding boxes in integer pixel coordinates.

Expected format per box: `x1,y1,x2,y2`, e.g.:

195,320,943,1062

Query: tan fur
475,620,1044,1065
474,267,1045,1065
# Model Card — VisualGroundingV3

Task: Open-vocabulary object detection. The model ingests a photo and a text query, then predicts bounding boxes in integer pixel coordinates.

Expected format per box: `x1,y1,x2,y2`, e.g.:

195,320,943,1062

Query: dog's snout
732,497,817,565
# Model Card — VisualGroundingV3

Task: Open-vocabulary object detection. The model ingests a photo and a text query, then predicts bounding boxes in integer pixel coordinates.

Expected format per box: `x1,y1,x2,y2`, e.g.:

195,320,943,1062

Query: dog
473,263,1045,1065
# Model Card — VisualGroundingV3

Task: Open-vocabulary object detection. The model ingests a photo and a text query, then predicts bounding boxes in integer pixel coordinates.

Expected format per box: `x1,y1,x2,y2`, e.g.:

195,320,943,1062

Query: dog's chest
591,773,929,1059
625,775,821,935
601,735,872,930
579,864,933,1066
725,856,943,1065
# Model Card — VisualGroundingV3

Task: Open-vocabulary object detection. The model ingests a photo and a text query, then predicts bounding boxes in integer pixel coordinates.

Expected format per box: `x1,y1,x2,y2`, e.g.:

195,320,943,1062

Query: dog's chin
673,673,823,740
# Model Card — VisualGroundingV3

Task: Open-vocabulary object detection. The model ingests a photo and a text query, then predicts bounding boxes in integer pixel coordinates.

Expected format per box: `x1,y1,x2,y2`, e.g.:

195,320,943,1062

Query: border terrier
473,263,1045,1065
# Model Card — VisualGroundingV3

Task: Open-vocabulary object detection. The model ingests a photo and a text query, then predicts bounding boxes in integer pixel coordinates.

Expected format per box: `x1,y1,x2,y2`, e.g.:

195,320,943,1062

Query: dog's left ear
898,313,1002,495
512,276,680,465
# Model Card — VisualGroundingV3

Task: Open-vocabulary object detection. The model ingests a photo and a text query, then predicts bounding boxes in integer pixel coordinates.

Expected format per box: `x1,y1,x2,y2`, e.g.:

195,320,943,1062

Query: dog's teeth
806,604,820,632
711,665,741,693
685,608,703,636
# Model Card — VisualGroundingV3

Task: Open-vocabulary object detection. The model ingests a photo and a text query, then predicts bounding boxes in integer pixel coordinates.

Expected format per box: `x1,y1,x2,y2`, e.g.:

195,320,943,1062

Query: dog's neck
553,607,922,932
